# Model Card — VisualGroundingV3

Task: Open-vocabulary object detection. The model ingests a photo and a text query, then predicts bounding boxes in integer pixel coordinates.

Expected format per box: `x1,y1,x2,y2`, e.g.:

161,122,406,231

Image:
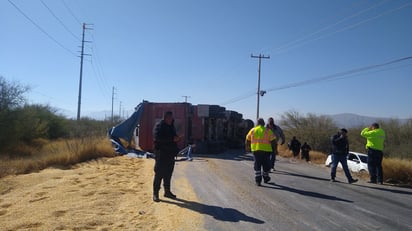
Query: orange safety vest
246,125,275,152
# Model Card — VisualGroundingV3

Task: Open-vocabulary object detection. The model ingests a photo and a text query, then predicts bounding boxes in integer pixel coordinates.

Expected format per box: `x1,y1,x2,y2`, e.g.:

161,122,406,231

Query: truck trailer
108,101,253,154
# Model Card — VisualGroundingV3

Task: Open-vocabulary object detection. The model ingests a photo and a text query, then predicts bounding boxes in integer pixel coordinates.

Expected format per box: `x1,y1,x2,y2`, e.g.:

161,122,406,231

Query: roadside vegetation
1,76,411,186
279,110,412,186
0,76,117,177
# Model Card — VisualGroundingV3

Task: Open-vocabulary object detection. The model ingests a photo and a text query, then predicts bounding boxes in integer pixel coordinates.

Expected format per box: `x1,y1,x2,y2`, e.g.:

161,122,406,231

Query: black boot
153,192,160,202
164,190,176,199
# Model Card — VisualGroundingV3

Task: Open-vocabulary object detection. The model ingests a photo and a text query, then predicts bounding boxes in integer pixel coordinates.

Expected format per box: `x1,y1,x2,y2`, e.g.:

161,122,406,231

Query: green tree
0,77,30,150
15,104,69,141
0,76,29,111
280,110,338,153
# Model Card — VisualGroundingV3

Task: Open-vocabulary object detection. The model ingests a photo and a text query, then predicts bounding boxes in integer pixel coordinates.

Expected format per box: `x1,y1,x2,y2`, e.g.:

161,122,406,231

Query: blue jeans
331,154,353,181
367,148,383,183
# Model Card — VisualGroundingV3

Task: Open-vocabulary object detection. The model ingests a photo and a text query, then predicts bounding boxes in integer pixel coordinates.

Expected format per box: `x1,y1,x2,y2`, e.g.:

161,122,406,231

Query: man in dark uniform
330,128,358,184
300,142,311,162
288,136,301,158
152,111,181,202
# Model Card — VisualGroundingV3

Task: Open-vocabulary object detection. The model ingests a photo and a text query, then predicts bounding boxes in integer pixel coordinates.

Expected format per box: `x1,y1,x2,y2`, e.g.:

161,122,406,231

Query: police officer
330,128,358,184
153,111,181,202
361,123,386,184
245,118,276,186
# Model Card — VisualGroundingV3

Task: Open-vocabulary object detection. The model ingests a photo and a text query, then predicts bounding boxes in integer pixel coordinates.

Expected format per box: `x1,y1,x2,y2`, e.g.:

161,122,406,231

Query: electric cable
265,56,412,92
221,56,412,105
61,0,82,26
7,0,77,57
40,0,81,42
264,1,412,56
265,0,389,55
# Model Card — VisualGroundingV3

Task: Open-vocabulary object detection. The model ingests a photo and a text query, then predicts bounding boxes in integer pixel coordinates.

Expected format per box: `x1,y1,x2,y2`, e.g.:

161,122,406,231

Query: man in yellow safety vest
245,118,276,186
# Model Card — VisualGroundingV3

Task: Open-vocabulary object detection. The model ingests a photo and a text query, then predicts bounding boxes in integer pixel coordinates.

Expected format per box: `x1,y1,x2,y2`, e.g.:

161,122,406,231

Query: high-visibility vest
360,127,386,151
246,126,275,152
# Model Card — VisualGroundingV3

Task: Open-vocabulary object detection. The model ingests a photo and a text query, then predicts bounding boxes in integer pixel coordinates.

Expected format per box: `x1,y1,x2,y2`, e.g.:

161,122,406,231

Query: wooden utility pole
77,23,92,120
251,53,270,122
182,96,191,103
111,86,115,123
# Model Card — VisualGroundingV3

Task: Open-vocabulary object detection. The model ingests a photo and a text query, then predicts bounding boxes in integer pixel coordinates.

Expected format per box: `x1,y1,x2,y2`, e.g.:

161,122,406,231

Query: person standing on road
152,111,181,202
330,128,358,184
361,123,386,184
245,118,276,186
288,136,301,158
266,117,285,171
300,142,311,162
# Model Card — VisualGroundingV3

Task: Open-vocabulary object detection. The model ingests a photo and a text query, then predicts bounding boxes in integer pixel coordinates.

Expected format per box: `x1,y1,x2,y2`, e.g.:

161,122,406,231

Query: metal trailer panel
137,102,191,152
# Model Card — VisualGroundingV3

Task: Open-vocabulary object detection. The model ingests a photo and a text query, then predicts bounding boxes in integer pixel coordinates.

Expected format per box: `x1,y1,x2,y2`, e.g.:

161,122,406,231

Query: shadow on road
263,182,354,203
161,198,264,224
272,170,331,182
354,184,412,195
194,150,254,162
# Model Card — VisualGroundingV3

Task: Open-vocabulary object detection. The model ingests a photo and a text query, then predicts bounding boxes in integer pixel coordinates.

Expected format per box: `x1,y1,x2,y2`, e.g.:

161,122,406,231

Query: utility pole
251,53,270,122
111,86,115,123
182,95,191,103
77,23,93,120
119,101,122,120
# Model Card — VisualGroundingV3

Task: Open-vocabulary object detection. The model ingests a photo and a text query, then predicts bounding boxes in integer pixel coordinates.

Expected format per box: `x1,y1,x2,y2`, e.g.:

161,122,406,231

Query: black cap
372,122,379,128
257,118,265,126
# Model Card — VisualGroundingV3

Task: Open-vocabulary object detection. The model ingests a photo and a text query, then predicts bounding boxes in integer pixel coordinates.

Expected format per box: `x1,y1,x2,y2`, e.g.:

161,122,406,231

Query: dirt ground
0,156,204,231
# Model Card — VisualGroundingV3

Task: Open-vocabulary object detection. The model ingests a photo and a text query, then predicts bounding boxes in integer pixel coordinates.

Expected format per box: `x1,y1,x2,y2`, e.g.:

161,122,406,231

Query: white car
325,151,368,173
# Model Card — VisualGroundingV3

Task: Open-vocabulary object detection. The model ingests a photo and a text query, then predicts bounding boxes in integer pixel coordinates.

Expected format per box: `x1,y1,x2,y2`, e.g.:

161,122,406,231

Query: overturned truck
109,101,254,154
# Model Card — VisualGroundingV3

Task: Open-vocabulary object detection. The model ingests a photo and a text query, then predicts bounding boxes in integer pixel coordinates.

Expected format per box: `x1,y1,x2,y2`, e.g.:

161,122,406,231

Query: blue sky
1,0,412,121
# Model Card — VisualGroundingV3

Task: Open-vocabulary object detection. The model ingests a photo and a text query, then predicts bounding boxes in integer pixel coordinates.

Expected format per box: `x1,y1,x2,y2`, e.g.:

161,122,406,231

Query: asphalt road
172,150,412,231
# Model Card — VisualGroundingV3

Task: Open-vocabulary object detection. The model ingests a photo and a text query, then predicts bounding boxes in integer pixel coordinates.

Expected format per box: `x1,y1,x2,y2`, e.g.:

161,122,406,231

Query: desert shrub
66,118,112,138
280,110,338,153
383,158,412,185
0,137,115,178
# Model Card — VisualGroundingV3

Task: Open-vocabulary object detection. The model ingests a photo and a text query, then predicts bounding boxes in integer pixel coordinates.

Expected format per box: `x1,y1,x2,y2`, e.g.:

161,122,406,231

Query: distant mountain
327,113,409,128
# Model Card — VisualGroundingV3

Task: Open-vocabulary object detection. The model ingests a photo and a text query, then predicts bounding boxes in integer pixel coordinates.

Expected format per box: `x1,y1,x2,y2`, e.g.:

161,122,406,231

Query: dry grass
0,137,115,178
382,158,412,185
1,139,411,186
277,145,412,186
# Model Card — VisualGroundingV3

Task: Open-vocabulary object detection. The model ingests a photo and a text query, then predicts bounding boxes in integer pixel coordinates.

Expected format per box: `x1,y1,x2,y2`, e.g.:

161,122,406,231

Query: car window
359,155,368,163
348,153,357,161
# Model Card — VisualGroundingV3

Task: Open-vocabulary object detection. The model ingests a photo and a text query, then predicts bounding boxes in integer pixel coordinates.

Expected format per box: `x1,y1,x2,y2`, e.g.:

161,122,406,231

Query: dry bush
278,145,327,164
382,158,412,185
0,137,115,178
278,144,292,158
308,151,327,164
277,144,411,186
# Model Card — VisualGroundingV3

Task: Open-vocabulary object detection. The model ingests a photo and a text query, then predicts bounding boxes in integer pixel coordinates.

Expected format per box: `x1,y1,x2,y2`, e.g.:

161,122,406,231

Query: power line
40,0,81,41
220,91,255,106
61,0,82,26
7,0,77,57
221,56,412,105
264,1,412,56
90,59,110,101
90,33,112,94
219,1,411,104
265,0,388,55
265,56,412,93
